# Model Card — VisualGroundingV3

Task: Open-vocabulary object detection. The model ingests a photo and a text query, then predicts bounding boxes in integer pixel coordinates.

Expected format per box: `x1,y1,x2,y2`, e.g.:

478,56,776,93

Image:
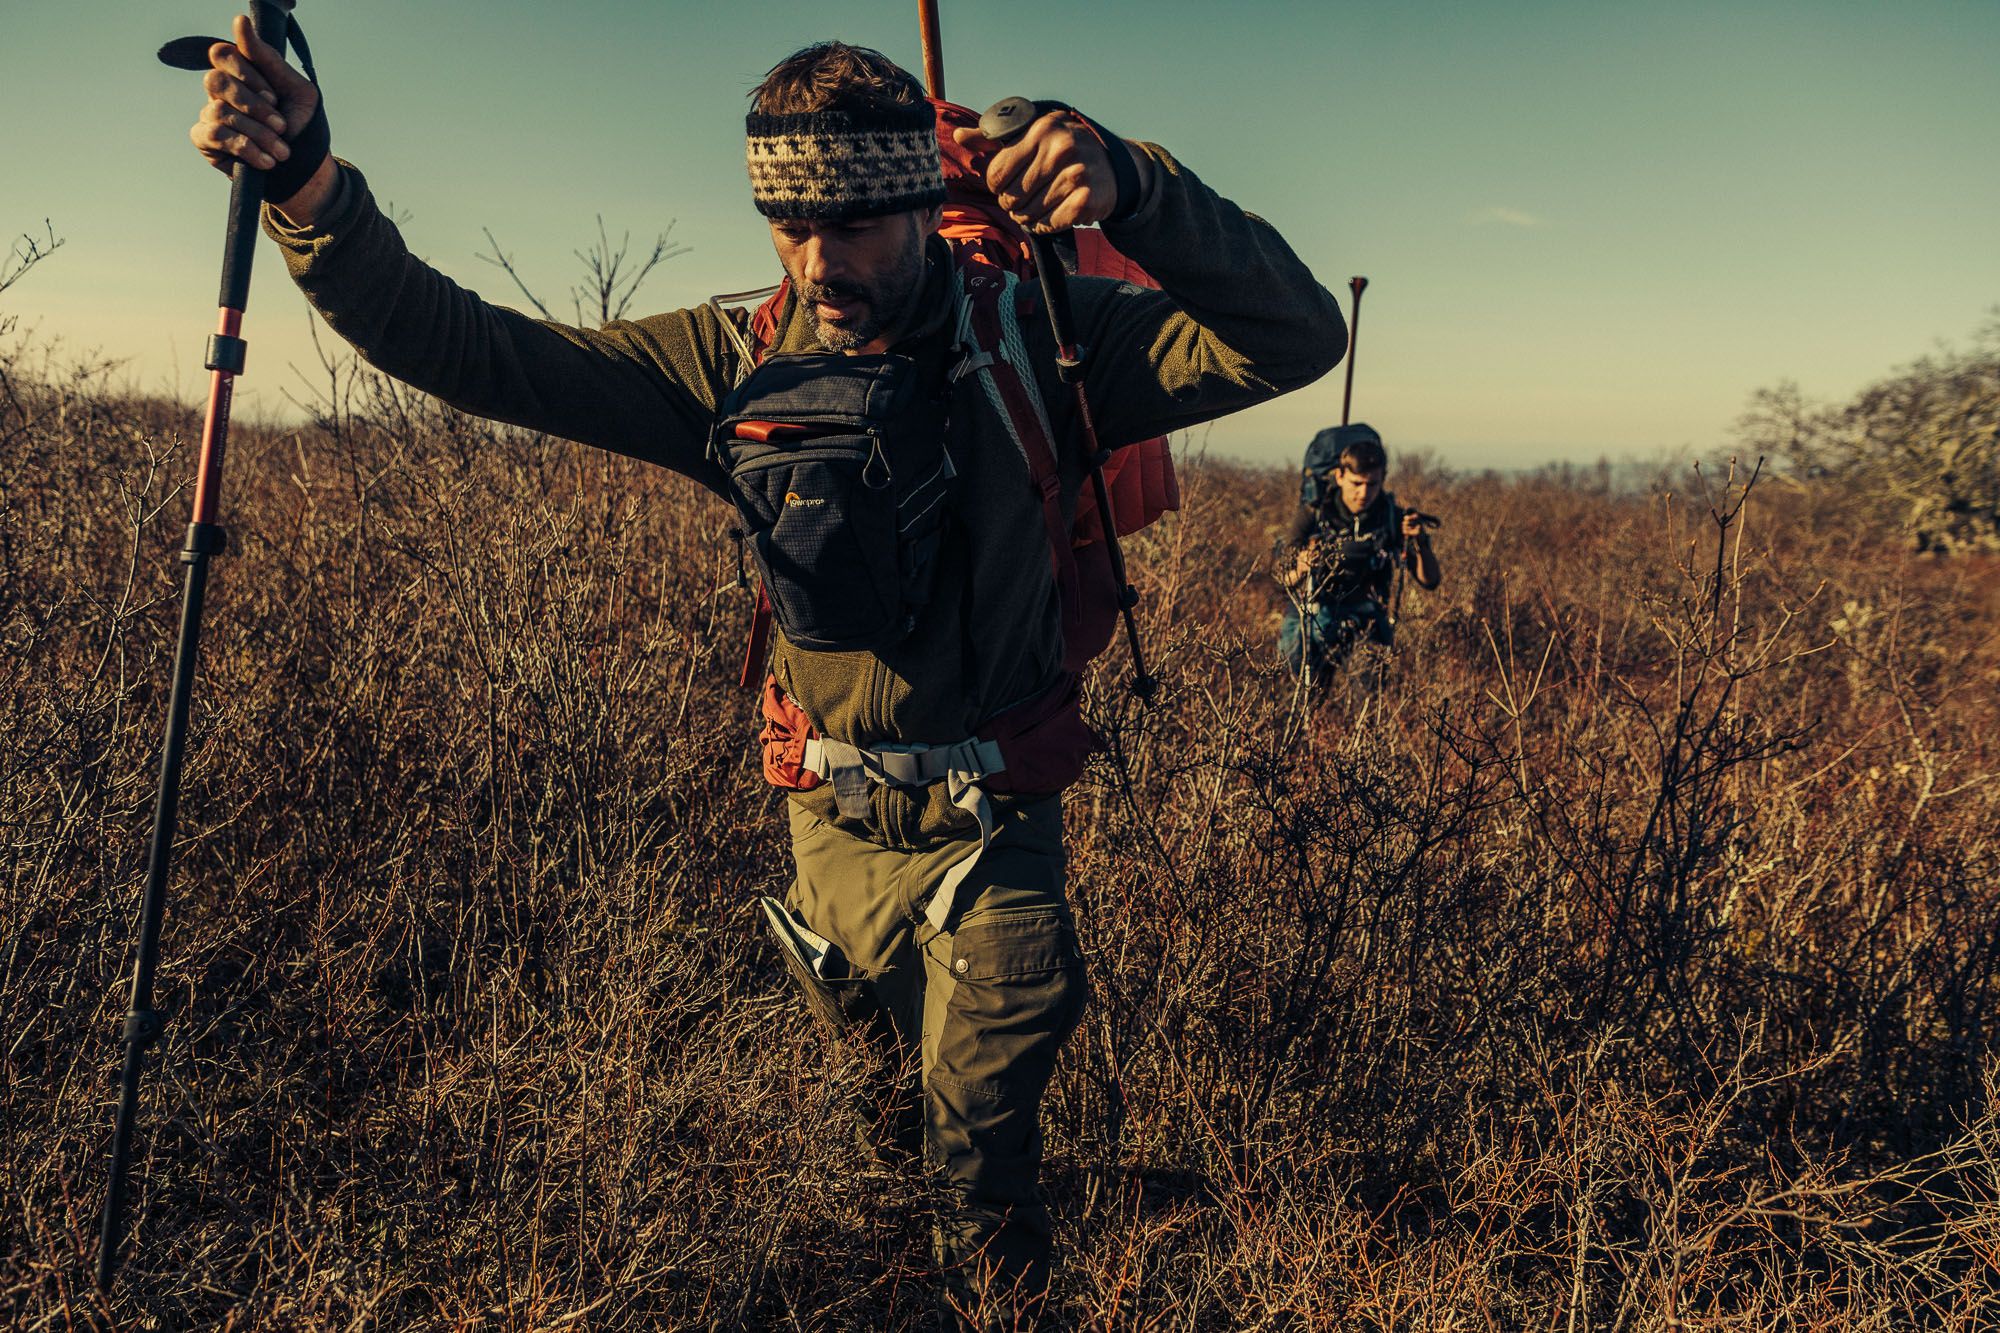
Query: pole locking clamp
180,522,229,564
120,1009,165,1048
204,334,248,375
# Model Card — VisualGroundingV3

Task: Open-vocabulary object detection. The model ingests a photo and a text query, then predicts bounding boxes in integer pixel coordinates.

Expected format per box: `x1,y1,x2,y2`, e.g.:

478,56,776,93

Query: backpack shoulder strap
708,280,788,685
706,281,789,387
709,299,757,366
950,263,1081,629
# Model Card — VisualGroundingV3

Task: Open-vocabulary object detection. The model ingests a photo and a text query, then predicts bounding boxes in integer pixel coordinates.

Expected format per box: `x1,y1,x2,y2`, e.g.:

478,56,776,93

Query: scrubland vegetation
3,321,1997,1329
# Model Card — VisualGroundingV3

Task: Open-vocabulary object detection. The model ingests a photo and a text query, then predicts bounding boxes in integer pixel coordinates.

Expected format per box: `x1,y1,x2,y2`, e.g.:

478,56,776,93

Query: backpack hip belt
803,733,1005,802
802,733,1006,932
761,671,1098,928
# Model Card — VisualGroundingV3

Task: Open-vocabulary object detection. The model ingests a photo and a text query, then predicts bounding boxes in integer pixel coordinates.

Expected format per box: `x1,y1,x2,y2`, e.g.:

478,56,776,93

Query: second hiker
1276,423,1441,677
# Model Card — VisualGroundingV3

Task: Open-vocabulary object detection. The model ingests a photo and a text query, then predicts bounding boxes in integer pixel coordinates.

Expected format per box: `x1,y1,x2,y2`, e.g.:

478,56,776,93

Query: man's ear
919,204,943,237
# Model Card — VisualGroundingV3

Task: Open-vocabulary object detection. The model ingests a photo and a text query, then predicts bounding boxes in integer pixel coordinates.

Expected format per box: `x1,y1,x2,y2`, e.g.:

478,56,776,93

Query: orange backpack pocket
759,677,822,791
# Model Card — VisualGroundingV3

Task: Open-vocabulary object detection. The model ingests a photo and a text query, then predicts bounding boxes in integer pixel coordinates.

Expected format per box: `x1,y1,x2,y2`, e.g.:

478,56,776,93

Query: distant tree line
1743,312,2000,554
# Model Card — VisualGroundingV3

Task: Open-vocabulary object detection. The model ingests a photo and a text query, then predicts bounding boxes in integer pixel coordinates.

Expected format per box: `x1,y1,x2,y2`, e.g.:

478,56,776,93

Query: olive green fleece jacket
264,144,1344,849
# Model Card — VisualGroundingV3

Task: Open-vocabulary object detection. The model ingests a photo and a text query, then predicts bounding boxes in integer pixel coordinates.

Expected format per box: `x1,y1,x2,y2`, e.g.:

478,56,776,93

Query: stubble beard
793,234,928,352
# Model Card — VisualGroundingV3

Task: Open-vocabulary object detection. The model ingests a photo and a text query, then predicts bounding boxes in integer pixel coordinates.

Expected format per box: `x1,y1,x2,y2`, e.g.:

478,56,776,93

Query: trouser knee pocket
929,908,1086,1202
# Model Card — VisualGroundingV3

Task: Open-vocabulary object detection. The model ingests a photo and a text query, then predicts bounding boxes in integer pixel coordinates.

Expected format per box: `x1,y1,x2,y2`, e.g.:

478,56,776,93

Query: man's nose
800,234,840,286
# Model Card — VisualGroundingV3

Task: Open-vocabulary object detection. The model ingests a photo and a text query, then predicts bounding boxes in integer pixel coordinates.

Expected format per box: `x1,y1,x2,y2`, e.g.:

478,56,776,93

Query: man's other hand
951,110,1152,234
189,14,334,220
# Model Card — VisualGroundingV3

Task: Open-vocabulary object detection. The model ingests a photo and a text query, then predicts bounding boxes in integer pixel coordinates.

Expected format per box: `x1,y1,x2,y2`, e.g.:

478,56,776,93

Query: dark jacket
265,143,1344,846
1283,492,1405,606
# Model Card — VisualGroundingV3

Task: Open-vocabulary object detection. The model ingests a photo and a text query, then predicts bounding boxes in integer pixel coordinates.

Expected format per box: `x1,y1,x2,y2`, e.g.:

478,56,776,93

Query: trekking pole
1340,275,1366,425
97,1,301,1293
917,0,946,100
978,96,1158,701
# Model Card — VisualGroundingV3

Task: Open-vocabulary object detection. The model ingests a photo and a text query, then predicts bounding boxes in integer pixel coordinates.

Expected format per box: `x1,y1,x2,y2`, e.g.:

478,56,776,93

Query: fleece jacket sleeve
1284,504,1319,551
1070,144,1346,449
262,163,741,492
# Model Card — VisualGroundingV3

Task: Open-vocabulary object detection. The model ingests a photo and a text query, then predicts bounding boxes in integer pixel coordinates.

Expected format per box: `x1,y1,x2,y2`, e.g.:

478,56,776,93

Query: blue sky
4,0,1997,469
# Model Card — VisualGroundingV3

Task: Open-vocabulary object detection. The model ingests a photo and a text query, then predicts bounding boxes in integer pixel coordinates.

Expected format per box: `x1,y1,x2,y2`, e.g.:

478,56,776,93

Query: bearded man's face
768,207,938,353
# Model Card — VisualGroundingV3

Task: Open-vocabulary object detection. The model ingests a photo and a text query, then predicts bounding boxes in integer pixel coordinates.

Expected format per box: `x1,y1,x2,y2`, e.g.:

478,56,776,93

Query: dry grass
3,341,1997,1330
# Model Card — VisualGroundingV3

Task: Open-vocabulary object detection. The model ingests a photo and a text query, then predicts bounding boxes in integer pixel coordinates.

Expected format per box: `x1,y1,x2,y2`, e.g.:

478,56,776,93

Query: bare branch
476,216,689,328
0,220,64,299
474,226,556,321
569,214,691,326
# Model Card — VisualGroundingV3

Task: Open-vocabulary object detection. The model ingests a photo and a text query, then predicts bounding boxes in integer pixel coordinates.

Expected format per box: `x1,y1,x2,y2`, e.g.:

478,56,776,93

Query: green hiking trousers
783,795,1086,1320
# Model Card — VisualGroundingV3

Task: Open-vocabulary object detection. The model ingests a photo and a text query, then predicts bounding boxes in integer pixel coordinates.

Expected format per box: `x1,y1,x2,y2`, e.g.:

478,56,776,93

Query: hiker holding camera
189,19,1342,1325
1277,422,1440,676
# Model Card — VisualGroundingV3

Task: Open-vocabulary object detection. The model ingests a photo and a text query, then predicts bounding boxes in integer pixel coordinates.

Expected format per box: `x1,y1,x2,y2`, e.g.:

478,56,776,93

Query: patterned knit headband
746,105,947,221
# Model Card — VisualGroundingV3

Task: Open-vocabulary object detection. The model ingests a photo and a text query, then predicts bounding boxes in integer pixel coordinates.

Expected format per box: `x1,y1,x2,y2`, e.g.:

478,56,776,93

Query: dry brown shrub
3,338,1997,1329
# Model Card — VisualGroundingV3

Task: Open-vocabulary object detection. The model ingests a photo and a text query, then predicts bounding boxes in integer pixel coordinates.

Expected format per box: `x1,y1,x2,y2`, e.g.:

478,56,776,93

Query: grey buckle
804,735,1006,823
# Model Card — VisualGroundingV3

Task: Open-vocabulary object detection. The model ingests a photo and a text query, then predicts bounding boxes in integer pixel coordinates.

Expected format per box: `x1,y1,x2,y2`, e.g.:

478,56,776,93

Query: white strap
952,269,1058,479
802,735,1004,792
926,773,997,932
709,301,753,362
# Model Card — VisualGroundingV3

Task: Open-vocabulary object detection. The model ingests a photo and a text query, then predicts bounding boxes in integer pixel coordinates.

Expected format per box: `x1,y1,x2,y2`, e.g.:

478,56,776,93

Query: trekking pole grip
978,98,1083,369
216,1,296,311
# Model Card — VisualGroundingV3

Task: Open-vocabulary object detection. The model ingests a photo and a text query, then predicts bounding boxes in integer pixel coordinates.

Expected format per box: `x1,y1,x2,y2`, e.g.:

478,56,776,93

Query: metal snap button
954,957,970,974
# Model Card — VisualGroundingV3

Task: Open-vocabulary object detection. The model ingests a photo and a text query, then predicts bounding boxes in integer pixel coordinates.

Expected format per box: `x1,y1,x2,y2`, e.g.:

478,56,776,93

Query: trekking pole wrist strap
264,99,330,206
264,17,328,207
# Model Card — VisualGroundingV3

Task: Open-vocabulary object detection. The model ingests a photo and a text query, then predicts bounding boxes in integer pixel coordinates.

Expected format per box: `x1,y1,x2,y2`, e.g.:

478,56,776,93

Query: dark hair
1339,436,1388,474
750,42,927,116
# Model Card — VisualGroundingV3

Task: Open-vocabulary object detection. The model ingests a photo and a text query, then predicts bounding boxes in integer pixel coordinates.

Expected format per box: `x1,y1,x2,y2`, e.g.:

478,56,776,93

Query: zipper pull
863,431,891,489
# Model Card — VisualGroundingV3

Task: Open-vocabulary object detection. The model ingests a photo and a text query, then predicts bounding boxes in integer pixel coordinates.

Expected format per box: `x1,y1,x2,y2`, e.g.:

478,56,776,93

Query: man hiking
1276,423,1440,678
190,19,1344,1324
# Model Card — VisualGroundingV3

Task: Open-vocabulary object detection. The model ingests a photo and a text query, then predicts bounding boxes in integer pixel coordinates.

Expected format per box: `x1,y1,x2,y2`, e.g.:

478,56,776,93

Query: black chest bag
711,349,959,653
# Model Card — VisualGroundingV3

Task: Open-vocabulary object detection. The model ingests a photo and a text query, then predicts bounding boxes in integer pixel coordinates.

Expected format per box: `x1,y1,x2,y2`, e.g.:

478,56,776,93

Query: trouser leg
1278,606,1310,676
1362,596,1394,648
914,799,1084,1325
781,795,1085,1326
778,802,924,1160
1283,603,1356,677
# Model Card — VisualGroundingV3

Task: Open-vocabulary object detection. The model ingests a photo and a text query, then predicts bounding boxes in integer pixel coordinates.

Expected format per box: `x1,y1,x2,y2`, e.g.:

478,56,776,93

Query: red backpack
931,98,1179,580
